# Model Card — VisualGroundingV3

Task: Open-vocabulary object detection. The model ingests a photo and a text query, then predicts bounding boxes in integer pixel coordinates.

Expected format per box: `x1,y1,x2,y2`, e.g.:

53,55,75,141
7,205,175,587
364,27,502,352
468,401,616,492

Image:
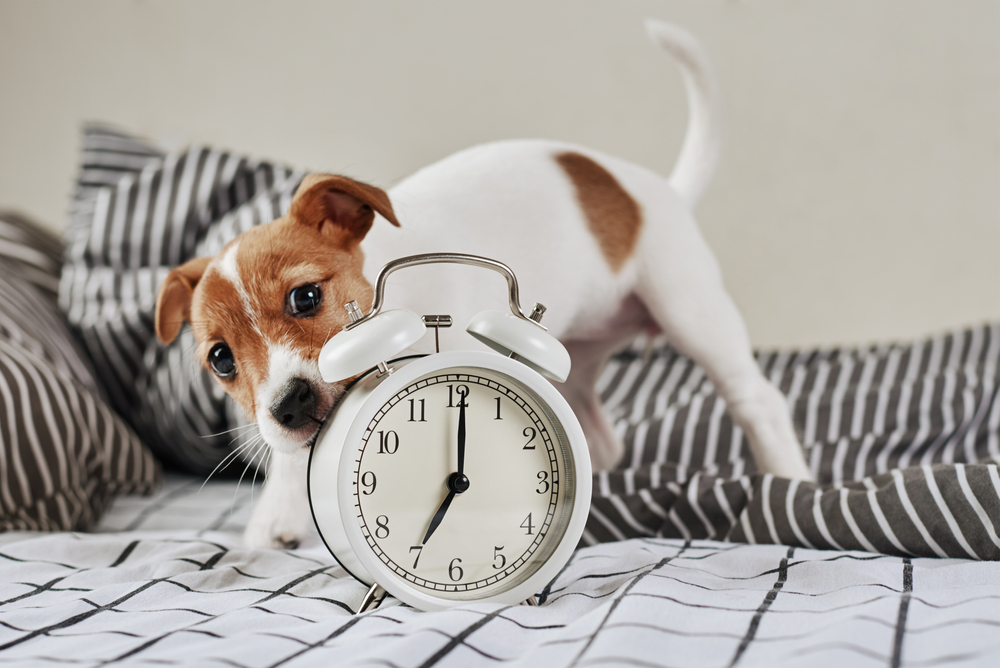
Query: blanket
2,474,998,667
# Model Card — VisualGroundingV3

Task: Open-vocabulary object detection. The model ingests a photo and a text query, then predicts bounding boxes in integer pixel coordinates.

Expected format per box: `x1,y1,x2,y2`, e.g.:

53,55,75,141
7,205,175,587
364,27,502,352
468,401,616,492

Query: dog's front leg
244,449,313,549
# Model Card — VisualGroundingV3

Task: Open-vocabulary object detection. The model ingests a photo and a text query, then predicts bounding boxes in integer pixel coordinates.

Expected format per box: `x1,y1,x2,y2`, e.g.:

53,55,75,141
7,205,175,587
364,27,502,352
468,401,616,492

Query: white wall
0,0,997,349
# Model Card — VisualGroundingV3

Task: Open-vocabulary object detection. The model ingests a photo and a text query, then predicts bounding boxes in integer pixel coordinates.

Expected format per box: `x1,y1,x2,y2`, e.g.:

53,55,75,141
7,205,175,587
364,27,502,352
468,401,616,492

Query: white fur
243,449,314,550
255,343,342,454
243,20,813,550
244,344,341,547
362,141,814,481
217,241,241,286
216,241,265,338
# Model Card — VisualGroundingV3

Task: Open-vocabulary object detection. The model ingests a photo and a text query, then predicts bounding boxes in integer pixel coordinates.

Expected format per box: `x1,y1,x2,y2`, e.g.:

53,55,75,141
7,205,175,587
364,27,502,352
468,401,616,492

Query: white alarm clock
308,253,592,613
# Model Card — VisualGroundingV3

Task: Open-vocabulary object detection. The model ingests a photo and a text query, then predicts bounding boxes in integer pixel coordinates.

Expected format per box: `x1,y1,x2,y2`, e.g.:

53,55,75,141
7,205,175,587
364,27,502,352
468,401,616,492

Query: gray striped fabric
60,126,1000,558
59,125,305,473
588,326,1000,559
0,212,158,531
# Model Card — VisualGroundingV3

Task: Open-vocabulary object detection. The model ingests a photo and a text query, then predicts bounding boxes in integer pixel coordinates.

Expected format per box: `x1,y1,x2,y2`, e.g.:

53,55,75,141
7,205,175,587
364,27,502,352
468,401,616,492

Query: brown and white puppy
155,21,813,549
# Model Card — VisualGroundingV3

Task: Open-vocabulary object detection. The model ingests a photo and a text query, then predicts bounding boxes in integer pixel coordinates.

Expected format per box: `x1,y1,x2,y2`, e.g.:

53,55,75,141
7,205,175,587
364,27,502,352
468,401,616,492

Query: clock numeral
448,557,464,582
493,546,506,570
523,427,537,450
408,398,426,422
536,470,550,494
361,471,377,495
520,513,534,536
374,515,390,539
377,430,399,454
409,545,423,569
447,384,470,408
494,396,503,420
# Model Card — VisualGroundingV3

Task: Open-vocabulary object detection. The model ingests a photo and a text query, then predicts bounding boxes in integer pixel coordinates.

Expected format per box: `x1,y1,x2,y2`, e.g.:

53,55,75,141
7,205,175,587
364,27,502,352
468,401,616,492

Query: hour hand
421,488,456,545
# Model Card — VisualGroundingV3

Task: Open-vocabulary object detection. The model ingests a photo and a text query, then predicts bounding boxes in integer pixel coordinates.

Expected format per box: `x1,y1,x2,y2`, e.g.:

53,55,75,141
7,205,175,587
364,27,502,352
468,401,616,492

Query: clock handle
321,252,572,383
343,253,543,332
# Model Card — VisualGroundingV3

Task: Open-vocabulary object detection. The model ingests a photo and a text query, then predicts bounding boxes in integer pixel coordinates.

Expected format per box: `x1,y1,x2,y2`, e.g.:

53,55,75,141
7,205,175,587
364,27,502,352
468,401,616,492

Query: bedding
0,126,1000,667
58,125,1000,560
1,473,999,666
59,125,302,474
0,212,158,531
592,324,1000,559
25,123,999,666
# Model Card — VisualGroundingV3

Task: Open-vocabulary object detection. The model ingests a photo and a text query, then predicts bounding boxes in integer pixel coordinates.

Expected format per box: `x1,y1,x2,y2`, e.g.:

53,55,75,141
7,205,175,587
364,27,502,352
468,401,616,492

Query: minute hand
457,395,466,476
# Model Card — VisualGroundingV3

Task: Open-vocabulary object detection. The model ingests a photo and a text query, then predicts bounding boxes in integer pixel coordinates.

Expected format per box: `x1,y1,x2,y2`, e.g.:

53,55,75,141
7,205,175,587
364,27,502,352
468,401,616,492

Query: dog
154,20,813,550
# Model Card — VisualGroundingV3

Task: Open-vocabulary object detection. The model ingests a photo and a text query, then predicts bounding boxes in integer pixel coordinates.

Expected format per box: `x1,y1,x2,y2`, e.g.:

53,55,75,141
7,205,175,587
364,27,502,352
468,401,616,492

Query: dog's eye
289,283,323,316
209,343,236,378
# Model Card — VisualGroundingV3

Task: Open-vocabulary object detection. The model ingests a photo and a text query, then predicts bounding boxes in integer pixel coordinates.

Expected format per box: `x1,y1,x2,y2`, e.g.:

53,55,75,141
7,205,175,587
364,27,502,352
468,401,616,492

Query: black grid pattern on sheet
0,479,997,667
587,324,1000,559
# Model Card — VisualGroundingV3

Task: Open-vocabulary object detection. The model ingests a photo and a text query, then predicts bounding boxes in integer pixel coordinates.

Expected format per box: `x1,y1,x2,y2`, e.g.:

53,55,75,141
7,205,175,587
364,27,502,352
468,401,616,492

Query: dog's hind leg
632,202,814,481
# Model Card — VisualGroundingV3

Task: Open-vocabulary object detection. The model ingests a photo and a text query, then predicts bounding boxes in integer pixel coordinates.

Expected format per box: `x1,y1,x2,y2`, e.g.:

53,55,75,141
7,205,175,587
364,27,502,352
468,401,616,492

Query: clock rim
322,350,592,612
308,355,425,587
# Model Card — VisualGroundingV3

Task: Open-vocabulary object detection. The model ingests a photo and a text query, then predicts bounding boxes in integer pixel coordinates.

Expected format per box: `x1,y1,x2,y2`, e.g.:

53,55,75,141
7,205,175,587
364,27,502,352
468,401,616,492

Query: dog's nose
269,378,318,431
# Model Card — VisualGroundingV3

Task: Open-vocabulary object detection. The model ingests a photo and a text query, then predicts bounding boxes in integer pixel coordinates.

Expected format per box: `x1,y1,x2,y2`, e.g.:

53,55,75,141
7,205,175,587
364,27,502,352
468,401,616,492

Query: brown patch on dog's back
555,152,642,272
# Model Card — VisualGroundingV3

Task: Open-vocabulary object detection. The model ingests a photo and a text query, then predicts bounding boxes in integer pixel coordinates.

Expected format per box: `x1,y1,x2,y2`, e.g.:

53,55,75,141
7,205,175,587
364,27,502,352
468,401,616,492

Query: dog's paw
244,506,312,550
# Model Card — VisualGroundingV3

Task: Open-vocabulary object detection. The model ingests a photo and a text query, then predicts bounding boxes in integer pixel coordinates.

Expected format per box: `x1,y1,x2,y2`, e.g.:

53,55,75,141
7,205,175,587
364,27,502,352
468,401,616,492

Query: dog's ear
155,256,212,345
290,174,400,244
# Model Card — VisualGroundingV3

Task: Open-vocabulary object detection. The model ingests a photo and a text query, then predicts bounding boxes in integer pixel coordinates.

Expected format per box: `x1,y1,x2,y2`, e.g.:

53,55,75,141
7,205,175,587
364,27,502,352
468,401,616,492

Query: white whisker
250,444,266,507
200,423,259,439
200,439,257,492
235,438,268,512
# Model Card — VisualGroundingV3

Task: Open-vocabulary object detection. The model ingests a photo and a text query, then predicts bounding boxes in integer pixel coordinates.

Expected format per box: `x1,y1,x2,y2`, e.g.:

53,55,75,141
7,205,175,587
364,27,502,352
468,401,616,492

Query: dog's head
154,174,400,453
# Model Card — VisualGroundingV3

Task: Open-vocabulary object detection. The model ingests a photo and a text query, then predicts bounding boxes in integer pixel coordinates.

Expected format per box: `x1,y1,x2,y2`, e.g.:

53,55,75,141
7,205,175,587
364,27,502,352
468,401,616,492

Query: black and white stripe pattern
0,211,158,531
588,324,1000,559
60,125,305,473
1,475,997,667
61,126,1000,559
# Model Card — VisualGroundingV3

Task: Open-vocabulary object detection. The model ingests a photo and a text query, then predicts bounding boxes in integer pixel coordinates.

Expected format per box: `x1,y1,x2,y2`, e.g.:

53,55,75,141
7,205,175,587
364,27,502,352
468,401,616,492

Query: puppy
155,21,813,549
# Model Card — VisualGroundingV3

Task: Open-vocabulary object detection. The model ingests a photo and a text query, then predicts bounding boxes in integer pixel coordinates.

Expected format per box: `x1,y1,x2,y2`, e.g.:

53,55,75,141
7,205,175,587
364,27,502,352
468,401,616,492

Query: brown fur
555,152,642,272
154,256,211,345
154,174,395,422
189,224,372,418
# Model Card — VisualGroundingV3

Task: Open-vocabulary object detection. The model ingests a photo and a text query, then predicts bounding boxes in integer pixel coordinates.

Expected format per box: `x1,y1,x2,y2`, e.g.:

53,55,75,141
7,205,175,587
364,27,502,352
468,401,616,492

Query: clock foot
521,595,539,606
357,583,388,614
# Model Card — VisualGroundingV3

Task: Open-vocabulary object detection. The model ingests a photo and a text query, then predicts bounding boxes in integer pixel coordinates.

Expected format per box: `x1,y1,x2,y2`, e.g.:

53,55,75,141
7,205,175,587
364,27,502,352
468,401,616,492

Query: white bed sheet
0,474,998,667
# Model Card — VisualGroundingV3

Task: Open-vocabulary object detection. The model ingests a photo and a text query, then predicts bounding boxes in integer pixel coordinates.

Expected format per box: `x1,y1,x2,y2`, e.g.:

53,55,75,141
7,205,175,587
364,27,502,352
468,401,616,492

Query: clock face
350,365,576,600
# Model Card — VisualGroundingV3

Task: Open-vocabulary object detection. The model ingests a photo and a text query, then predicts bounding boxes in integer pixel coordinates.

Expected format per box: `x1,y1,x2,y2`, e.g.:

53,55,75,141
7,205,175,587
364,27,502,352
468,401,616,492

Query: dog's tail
645,19,722,209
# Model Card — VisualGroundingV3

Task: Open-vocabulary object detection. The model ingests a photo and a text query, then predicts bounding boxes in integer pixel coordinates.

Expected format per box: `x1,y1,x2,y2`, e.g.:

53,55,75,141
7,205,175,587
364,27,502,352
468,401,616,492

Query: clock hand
421,488,456,545
421,396,472,546
457,394,466,476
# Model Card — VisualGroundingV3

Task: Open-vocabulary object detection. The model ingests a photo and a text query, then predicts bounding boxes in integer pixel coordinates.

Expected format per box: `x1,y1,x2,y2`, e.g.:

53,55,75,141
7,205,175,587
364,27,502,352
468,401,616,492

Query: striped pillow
0,212,159,531
60,125,304,473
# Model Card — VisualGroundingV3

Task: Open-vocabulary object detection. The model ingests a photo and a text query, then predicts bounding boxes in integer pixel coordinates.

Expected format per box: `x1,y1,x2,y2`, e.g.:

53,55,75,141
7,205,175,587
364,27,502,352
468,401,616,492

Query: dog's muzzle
269,378,318,431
